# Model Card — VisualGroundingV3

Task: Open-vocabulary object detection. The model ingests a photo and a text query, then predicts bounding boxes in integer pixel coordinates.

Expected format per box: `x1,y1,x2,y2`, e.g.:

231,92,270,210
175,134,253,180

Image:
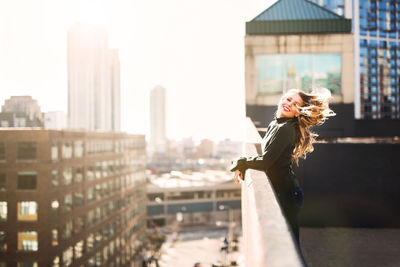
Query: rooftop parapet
241,118,305,266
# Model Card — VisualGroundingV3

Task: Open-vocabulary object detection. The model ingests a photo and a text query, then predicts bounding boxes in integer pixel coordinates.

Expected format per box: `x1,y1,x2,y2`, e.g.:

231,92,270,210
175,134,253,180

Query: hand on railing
230,157,247,184
233,170,245,184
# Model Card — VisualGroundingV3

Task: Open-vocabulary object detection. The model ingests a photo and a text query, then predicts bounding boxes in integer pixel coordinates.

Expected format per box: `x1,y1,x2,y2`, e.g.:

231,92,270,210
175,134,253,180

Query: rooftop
246,0,351,35
147,170,233,190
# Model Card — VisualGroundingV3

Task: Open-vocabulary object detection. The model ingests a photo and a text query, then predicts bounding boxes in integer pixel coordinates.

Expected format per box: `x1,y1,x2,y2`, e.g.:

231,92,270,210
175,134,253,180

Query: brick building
0,129,146,267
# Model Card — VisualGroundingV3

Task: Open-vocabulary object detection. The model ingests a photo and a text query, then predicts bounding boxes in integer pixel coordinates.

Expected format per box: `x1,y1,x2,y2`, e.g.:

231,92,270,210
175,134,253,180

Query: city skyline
0,0,273,142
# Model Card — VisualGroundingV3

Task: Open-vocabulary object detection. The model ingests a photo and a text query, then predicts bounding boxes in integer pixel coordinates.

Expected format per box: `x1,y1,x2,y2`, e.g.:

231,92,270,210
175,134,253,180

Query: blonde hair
284,89,336,165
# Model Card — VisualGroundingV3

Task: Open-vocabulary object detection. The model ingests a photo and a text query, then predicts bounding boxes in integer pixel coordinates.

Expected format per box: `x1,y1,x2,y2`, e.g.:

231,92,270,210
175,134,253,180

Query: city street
158,226,243,267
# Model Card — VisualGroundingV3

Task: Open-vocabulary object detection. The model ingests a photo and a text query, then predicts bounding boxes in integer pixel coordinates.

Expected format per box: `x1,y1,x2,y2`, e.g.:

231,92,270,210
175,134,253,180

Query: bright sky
0,0,276,142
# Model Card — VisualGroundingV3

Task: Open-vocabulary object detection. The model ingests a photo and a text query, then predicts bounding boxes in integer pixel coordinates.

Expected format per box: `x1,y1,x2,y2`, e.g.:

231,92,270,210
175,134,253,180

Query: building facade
147,171,241,227
245,0,400,138
1,96,43,128
149,86,167,156
67,22,121,131
0,129,146,267
311,0,400,119
44,111,67,130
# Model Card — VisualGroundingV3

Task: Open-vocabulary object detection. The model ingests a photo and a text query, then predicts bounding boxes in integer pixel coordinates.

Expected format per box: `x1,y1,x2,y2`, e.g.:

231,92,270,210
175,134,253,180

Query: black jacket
231,117,300,195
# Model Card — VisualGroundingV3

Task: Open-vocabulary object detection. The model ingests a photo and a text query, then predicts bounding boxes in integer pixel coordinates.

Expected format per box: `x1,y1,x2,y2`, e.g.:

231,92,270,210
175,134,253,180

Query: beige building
0,129,146,267
147,170,241,228
244,0,355,138
245,34,354,107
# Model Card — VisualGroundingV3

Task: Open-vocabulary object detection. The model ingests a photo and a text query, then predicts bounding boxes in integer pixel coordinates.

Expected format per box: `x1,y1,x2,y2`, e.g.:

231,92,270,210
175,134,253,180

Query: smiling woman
230,88,335,245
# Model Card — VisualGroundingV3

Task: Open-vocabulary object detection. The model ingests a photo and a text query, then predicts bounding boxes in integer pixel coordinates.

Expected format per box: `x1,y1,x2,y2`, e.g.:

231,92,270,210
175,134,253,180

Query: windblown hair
285,88,336,165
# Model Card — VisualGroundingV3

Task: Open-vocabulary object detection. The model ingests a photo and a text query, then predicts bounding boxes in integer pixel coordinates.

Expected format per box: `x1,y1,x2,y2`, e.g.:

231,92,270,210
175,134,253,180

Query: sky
0,0,275,142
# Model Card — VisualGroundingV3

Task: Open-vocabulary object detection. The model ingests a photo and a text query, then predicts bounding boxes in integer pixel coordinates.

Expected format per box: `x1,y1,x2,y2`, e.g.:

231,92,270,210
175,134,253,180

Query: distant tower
0,96,43,127
67,22,120,131
149,86,167,155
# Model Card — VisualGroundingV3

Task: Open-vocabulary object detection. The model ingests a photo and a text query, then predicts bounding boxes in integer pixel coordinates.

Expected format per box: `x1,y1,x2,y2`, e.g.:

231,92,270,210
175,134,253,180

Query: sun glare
78,0,106,25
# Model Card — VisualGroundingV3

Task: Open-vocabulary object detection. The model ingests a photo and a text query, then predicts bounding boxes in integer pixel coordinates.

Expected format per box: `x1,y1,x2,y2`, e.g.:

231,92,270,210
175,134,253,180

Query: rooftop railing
241,118,305,267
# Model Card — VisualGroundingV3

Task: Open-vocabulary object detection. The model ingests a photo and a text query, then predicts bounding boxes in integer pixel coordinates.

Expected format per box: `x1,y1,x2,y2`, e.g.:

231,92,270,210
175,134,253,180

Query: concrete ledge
241,119,305,267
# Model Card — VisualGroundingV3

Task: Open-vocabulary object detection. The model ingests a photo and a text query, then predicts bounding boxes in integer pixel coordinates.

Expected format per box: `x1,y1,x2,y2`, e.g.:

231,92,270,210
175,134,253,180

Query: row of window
0,168,146,192
147,189,241,202
0,138,144,162
0,231,38,252
52,138,145,161
0,201,37,221
0,184,146,223
0,221,146,267
0,203,146,255
0,264,36,267
52,188,146,230
51,163,146,188
51,220,146,267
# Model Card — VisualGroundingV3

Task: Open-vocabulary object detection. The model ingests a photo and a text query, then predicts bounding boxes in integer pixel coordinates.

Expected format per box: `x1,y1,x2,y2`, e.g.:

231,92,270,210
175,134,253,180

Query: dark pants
279,186,304,244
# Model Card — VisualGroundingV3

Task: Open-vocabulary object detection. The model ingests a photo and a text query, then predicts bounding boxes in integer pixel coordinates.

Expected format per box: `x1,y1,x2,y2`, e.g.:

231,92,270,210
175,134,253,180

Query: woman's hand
233,170,244,184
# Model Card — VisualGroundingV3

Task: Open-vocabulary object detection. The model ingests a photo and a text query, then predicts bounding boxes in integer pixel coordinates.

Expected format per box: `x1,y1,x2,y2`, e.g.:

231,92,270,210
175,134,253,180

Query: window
74,216,85,235
0,143,5,160
62,142,72,159
64,194,72,213
52,170,59,188
87,233,94,252
255,54,342,95
63,220,73,240
18,231,38,251
87,166,95,181
51,200,59,216
17,172,37,190
74,167,83,183
63,168,72,186
74,192,84,208
51,142,58,161
0,231,6,251
74,141,83,158
52,229,58,246
63,247,73,267
0,174,5,191
74,240,84,260
52,257,60,267
87,187,94,203
18,263,38,267
18,201,38,221
0,202,7,221
17,142,37,160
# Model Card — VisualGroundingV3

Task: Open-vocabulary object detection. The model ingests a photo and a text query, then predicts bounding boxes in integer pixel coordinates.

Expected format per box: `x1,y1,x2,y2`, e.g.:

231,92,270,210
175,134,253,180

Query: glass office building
312,0,400,119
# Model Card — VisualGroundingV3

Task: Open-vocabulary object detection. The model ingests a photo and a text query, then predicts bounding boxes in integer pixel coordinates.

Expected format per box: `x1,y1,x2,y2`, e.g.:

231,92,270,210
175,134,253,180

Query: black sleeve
244,125,295,171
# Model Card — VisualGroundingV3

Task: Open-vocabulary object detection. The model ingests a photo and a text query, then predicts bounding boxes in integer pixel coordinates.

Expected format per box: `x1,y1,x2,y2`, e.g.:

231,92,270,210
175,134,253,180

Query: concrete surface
301,227,400,267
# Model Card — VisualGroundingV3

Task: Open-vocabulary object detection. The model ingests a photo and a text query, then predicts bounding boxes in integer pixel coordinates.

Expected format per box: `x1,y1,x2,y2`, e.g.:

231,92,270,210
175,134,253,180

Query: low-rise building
147,170,241,228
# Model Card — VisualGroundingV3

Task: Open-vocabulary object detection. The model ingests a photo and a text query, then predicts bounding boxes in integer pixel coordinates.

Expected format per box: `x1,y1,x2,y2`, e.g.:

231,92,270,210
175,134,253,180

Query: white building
67,22,120,131
44,111,67,130
149,85,167,155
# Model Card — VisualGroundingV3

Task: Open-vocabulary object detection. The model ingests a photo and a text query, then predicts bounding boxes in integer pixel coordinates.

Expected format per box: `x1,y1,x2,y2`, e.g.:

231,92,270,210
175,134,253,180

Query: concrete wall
247,103,400,138
242,142,305,267
295,142,400,227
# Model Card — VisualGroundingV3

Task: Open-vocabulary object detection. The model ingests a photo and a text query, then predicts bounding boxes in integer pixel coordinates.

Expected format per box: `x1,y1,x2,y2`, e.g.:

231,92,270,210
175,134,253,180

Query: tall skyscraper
67,22,120,131
311,0,400,119
149,86,167,155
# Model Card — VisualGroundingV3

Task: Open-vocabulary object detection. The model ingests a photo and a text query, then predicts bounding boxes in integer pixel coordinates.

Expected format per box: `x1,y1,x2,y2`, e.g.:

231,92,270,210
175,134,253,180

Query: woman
230,88,335,243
